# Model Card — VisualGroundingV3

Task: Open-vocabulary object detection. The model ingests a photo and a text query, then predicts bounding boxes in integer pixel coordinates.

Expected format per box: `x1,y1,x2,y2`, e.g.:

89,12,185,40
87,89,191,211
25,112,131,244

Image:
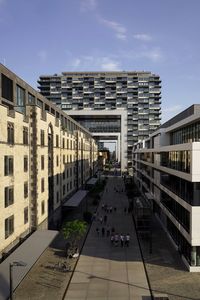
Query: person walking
106,226,110,237
96,227,100,236
125,233,130,247
110,234,114,245
114,233,119,247
102,227,105,237
120,233,124,247
104,215,107,224
99,216,103,224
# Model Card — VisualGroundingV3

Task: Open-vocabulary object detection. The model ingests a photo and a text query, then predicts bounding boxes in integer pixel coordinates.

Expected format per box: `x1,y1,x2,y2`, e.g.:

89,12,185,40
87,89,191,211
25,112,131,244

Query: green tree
62,219,87,249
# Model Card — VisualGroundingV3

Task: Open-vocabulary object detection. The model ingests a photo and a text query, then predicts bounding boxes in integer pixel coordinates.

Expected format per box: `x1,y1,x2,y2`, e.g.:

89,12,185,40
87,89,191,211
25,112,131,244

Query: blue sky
1,0,200,122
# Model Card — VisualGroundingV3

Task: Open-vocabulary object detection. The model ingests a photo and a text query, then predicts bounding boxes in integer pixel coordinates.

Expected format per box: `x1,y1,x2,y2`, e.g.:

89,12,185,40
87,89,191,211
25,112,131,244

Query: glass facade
1,74,13,102
160,171,200,206
170,122,200,145
161,191,190,232
77,118,121,133
160,151,190,173
16,85,25,113
167,217,191,265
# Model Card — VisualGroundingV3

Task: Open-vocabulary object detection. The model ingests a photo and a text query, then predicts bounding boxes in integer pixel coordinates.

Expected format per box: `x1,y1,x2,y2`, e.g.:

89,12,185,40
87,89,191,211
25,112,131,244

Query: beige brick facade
0,64,98,259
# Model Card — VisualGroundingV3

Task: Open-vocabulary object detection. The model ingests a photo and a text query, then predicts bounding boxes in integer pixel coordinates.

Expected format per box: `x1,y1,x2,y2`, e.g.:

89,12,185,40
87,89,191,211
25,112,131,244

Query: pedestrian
110,206,113,213
96,227,100,236
104,215,107,224
104,204,107,212
120,233,124,247
102,203,105,210
93,212,97,220
124,207,127,214
99,216,103,224
111,227,115,234
125,233,130,247
114,207,117,212
102,227,105,237
107,226,110,237
114,233,119,247
110,234,114,245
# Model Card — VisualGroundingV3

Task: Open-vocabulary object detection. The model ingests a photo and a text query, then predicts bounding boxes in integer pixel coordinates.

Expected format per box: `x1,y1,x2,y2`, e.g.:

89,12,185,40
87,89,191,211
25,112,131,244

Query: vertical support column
117,135,120,163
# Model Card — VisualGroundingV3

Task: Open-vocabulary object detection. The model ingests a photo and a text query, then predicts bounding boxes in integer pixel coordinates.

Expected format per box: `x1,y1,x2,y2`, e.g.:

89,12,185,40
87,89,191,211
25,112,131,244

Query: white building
133,105,200,271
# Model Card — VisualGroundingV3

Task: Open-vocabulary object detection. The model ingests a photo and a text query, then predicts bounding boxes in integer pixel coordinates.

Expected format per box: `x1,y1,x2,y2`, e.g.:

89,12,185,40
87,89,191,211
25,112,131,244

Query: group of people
94,183,131,248
111,233,130,247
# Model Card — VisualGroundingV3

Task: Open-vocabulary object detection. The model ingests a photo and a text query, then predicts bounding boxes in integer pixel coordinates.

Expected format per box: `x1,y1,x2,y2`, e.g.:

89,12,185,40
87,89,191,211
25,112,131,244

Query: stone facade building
0,64,98,259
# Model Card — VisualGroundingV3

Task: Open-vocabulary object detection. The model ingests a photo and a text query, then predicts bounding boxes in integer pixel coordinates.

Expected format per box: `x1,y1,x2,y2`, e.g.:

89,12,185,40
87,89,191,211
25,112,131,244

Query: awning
0,230,58,300
63,190,88,207
87,177,98,185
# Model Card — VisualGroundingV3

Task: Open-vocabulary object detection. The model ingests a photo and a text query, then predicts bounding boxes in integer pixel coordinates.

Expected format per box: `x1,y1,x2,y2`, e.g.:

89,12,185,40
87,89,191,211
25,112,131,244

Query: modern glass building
133,104,200,271
38,71,161,170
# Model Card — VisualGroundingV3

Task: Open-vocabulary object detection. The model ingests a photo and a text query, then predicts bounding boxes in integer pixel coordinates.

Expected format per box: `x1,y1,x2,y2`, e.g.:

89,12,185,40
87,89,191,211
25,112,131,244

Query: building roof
63,190,88,207
0,230,58,300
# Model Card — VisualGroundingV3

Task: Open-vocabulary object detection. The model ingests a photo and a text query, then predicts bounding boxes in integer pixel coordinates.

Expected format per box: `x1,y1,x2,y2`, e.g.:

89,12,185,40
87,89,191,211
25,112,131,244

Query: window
4,186,14,207
5,215,14,239
24,207,28,224
63,171,65,180
41,178,45,192
63,155,65,164
56,174,59,185
4,156,13,176
63,185,65,195
24,156,28,172
41,130,45,146
37,99,43,109
1,74,13,102
41,155,44,170
16,85,25,113
28,93,35,104
57,192,59,203
56,155,59,167
24,182,28,198
41,201,45,215
7,122,14,144
63,138,65,148
23,127,28,145
56,134,59,147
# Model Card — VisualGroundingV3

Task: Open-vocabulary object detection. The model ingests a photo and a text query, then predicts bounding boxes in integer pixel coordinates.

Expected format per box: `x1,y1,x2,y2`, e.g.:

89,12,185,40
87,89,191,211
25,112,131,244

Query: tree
62,219,87,249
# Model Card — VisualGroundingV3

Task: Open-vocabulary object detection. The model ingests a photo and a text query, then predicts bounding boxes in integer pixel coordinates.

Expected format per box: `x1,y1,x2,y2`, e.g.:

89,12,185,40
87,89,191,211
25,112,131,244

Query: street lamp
9,261,27,300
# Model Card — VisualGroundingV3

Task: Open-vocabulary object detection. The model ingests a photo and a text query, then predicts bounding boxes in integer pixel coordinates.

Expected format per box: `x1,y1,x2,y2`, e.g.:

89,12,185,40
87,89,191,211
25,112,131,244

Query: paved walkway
64,177,151,300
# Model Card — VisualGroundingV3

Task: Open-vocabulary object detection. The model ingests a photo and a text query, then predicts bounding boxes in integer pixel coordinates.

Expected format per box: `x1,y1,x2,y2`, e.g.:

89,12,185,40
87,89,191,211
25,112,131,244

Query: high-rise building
38,71,161,171
133,105,200,271
0,64,98,260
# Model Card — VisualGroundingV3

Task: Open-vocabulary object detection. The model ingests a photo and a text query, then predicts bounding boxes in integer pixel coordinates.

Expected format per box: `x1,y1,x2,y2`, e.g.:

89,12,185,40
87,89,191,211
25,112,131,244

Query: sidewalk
64,177,151,300
139,217,200,300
